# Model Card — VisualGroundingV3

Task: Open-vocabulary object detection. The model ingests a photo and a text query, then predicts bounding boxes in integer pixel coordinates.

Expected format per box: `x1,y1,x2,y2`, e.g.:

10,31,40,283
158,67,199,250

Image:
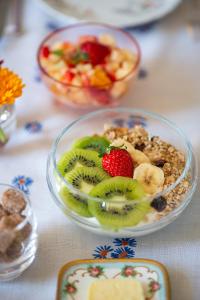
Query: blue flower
34,74,41,82
134,21,156,33
113,118,125,127
45,21,61,31
137,68,148,79
93,245,113,259
34,66,41,83
126,115,147,128
25,121,42,133
113,238,137,248
111,247,135,259
12,176,33,194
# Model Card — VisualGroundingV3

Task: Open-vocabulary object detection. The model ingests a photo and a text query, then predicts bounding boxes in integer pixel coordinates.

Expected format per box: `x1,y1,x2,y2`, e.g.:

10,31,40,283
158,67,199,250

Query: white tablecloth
0,1,200,299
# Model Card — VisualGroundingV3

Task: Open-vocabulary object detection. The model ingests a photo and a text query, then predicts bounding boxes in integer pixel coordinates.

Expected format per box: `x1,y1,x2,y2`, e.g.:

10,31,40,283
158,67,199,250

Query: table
0,1,200,299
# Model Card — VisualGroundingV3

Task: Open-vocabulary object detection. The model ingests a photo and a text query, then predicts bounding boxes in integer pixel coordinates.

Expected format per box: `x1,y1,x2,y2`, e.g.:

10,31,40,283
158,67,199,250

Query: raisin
151,136,158,141
151,196,167,212
135,143,145,151
154,159,166,168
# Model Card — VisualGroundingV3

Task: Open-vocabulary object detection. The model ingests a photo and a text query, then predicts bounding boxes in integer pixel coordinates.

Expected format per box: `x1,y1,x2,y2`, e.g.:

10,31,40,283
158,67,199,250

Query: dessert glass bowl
37,23,140,109
0,184,38,281
46,108,197,237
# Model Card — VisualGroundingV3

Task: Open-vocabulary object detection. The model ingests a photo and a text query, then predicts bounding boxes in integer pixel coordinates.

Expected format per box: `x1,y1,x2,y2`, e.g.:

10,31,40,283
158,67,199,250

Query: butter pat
88,279,145,300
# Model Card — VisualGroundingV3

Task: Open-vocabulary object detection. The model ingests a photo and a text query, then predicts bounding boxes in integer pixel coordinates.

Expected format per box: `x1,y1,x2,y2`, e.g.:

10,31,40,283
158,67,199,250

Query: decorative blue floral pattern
113,118,125,127
25,121,42,133
111,246,135,259
93,245,113,259
133,21,157,33
34,74,41,82
12,176,33,194
112,115,147,128
138,68,148,79
45,21,61,31
34,65,41,83
113,238,137,247
92,238,137,259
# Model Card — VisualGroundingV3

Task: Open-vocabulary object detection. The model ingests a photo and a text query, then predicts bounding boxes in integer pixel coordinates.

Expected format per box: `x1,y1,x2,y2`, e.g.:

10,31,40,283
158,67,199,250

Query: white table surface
0,1,200,299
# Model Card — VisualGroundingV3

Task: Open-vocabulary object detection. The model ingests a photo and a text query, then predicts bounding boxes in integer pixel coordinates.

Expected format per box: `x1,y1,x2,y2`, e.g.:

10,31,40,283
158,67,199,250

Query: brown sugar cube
0,214,24,230
0,204,7,220
16,222,32,242
0,252,7,263
6,239,22,261
2,189,26,214
0,229,16,253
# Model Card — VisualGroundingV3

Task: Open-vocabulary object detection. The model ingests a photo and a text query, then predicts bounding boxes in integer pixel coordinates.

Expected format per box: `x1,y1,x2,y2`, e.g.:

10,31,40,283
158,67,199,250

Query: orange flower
0,67,25,106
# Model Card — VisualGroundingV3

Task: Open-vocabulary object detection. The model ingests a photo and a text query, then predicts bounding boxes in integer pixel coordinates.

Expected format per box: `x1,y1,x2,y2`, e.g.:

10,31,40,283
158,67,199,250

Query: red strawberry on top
78,35,98,44
41,45,50,58
80,41,111,66
102,148,134,178
89,87,111,105
65,70,75,83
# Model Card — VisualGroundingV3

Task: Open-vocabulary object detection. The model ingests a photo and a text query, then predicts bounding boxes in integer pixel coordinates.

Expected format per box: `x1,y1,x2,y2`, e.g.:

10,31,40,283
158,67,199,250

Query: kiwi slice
88,177,150,229
57,149,102,176
60,166,110,217
72,135,110,153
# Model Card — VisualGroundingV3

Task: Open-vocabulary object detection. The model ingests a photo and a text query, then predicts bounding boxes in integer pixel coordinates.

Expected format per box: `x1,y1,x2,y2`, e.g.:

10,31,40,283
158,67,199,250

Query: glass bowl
46,108,197,237
0,105,16,147
37,23,141,109
0,184,38,281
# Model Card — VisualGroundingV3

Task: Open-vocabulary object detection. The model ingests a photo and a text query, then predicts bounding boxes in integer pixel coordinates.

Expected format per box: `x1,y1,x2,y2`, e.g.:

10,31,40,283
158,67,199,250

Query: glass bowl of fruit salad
46,108,197,237
37,23,140,108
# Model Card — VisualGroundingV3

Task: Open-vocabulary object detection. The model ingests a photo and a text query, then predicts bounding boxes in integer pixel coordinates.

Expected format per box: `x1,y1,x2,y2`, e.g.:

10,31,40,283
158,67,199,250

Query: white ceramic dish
37,0,182,28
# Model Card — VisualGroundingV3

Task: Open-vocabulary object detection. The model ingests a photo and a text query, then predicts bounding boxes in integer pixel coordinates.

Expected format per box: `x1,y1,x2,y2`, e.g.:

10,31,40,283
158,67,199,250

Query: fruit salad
39,33,139,107
56,125,190,230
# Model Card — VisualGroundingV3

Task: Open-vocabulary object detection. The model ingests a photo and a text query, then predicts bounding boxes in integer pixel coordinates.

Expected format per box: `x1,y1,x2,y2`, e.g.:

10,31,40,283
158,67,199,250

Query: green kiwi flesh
72,135,110,153
60,166,110,217
88,177,150,228
57,149,102,176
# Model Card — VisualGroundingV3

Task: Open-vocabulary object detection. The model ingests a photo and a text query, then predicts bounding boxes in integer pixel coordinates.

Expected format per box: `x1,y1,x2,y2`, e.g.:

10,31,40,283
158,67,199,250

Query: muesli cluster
0,189,32,263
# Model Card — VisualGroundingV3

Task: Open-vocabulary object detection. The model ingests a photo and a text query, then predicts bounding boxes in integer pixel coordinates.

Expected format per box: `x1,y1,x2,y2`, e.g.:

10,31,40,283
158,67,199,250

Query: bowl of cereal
47,108,197,237
37,23,140,108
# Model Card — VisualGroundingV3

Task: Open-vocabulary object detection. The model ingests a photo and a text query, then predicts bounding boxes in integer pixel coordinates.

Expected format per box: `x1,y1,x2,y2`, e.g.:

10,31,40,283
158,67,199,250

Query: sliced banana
111,138,150,165
133,163,165,195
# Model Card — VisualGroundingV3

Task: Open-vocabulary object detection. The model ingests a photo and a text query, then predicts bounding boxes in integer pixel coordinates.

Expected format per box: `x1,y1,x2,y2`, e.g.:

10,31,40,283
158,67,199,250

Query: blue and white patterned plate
56,258,171,300
37,0,182,28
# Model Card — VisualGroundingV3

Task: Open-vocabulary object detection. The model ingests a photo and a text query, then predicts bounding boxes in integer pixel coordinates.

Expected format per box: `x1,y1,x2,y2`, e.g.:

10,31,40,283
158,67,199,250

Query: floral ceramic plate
56,258,171,300
37,0,182,28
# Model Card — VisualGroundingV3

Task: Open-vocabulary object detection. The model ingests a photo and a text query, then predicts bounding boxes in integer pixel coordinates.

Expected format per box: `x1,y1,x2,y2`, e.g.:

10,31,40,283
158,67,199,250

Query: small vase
0,105,16,147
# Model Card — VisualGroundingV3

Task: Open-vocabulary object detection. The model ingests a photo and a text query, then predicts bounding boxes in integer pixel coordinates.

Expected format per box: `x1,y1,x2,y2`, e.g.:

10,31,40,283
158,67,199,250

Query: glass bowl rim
0,183,32,231
48,107,194,206
37,21,141,89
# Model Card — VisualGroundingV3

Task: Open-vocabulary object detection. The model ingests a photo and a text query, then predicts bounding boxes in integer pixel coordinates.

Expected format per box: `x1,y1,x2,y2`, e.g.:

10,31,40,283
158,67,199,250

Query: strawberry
107,72,116,82
102,148,134,177
78,35,97,44
41,45,50,58
80,41,111,66
65,70,75,83
81,74,90,86
89,87,111,105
